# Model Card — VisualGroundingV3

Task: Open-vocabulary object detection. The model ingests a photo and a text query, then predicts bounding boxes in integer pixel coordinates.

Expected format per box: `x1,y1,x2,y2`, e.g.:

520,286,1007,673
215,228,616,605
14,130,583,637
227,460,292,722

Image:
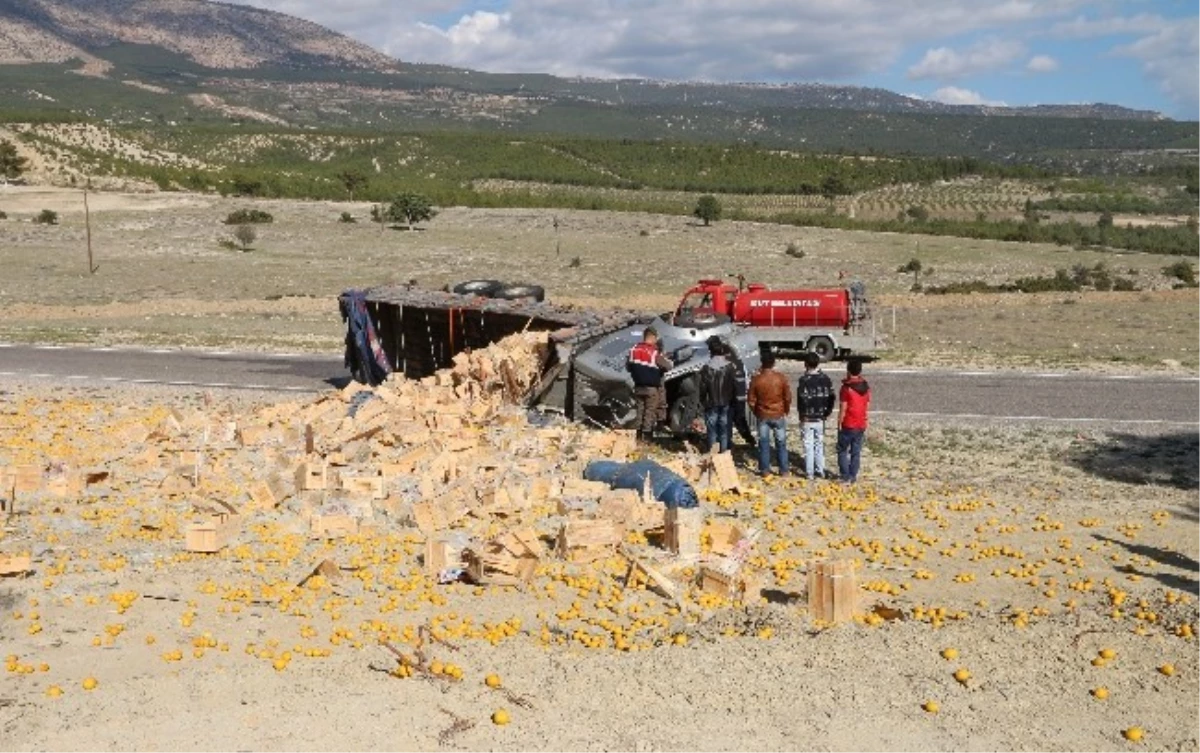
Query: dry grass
0,187,1195,368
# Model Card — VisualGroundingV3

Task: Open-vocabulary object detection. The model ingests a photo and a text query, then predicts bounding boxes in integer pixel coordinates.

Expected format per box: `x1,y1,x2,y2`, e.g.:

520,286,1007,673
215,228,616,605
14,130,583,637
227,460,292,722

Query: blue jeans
801,421,826,479
837,428,865,482
705,405,730,453
757,416,789,475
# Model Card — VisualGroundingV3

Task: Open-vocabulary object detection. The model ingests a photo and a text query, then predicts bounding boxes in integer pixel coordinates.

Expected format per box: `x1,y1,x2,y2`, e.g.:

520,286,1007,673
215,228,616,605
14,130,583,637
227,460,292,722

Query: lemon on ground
492,709,511,726
1099,648,1117,660
1092,687,1109,700
1158,664,1175,676
941,648,959,660
1122,726,1144,742
430,660,444,675
46,685,63,698
81,677,98,691
485,673,502,689
922,700,939,713
953,668,971,684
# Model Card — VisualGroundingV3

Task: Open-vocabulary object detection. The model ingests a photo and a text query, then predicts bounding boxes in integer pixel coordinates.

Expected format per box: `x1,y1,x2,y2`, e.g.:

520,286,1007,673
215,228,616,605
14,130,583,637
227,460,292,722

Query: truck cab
674,279,736,326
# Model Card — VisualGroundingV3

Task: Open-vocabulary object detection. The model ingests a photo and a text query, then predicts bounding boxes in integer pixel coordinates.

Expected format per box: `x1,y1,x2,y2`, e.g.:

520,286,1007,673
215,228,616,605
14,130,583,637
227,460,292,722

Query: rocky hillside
0,0,398,71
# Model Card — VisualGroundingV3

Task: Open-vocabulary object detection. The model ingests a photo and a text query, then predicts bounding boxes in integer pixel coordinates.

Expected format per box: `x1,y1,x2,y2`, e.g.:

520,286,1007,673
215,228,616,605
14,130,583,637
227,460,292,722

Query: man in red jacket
836,359,871,484
626,328,673,442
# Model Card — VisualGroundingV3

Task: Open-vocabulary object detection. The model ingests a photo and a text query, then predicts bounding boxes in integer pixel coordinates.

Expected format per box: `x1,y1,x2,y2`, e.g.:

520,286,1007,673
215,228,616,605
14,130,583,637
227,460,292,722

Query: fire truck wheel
806,336,836,362
451,279,506,297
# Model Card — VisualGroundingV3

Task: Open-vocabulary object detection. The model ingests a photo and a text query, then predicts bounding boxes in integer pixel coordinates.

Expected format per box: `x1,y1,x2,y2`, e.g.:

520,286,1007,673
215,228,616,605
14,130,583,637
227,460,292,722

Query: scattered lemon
81,677,98,691
953,668,971,684
1122,726,1144,742
941,648,959,660
485,673,502,689
492,709,511,726
922,700,939,713
1158,664,1175,677
1092,687,1109,700
430,660,445,675
673,634,688,646
1099,648,1117,660
272,658,288,672
46,685,63,698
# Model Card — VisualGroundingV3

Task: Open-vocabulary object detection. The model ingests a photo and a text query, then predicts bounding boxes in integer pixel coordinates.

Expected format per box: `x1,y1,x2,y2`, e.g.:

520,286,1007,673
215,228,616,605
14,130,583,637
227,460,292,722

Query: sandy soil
0,371,1196,751
0,186,1196,371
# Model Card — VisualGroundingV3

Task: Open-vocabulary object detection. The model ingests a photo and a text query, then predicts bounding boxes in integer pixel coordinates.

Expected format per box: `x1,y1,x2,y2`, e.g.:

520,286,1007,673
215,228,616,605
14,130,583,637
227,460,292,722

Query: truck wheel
493,284,546,302
452,279,505,297
807,336,836,362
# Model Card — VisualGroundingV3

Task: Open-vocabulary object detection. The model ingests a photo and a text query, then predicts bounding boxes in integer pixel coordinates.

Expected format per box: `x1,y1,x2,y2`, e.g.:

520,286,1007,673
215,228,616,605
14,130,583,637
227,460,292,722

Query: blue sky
236,0,1199,119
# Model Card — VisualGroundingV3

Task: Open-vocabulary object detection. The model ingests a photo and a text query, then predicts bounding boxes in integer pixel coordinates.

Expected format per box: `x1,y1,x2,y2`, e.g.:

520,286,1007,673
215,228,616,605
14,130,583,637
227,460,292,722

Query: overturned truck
340,285,761,437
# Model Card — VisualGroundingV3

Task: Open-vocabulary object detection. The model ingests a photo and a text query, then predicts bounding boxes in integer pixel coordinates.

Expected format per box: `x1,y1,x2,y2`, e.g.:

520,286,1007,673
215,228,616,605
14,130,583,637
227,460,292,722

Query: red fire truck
672,277,883,360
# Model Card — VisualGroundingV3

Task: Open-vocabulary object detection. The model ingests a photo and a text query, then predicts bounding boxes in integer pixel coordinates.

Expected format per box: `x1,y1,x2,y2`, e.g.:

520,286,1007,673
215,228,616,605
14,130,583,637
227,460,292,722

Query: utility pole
84,181,95,274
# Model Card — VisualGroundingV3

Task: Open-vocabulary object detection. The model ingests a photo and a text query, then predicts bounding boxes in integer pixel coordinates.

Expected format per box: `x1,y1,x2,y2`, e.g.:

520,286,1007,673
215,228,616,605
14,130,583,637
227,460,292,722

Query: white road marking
874,410,1199,427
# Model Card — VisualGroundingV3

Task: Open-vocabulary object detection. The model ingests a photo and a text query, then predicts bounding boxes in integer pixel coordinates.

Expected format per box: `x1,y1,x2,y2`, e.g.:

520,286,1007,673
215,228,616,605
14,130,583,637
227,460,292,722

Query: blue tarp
584,459,698,509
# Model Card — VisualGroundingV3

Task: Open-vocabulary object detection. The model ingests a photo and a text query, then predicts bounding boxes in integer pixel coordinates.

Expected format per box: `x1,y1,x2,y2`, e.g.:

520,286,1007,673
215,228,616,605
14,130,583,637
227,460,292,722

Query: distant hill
0,0,1192,166
0,0,399,71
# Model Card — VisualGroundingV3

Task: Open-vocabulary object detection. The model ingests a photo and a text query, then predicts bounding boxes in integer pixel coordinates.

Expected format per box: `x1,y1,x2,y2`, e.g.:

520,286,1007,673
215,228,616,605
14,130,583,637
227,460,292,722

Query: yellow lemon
673,634,688,646
485,673,502,689
953,668,971,684
46,685,64,698
430,660,444,675
922,700,939,713
1099,648,1117,660
81,677,98,691
941,648,959,660
1092,687,1109,700
492,709,511,726
1158,664,1175,677
1122,727,1144,742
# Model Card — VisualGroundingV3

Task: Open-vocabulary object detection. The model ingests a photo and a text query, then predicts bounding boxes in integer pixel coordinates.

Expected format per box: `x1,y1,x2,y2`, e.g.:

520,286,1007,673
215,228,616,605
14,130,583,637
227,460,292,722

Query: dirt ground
0,375,1196,752
1,186,1196,371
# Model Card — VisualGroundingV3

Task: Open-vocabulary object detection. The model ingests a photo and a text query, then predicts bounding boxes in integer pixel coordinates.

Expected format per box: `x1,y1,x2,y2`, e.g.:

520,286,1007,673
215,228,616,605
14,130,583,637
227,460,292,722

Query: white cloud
907,38,1025,80
1026,54,1059,73
1048,13,1167,39
931,86,1008,106
1116,22,1199,113
227,0,1087,83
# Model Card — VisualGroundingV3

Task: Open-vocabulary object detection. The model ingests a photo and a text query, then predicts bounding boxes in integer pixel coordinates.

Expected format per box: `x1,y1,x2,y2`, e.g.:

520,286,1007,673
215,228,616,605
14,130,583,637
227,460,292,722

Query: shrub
217,238,239,250
0,210,7,220
224,208,273,225
639,229,650,237
233,224,257,250
905,205,930,222
785,241,806,259
339,211,357,224
1163,261,1198,287
568,256,582,268
33,209,58,225
1112,278,1138,291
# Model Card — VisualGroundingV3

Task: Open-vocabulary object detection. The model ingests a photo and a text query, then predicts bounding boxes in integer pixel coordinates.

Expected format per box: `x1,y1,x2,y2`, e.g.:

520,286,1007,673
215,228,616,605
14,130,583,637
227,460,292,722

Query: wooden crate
425,537,468,576
294,461,327,491
807,559,859,624
341,474,385,499
185,514,237,554
557,518,623,563
310,514,359,539
664,507,703,558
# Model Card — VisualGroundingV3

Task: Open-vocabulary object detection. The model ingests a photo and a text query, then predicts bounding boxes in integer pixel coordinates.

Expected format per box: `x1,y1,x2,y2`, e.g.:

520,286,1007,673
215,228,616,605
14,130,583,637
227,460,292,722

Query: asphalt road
0,344,1196,428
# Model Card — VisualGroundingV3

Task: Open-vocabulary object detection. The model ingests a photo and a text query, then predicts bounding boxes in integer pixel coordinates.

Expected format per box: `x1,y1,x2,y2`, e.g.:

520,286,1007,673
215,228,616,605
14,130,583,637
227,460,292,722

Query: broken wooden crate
185,513,238,554
663,506,703,558
466,530,543,586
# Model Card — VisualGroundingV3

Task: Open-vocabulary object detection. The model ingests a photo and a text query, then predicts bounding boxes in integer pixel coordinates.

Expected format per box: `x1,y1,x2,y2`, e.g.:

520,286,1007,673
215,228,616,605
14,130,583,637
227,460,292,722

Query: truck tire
452,279,505,297
806,336,836,362
493,284,546,302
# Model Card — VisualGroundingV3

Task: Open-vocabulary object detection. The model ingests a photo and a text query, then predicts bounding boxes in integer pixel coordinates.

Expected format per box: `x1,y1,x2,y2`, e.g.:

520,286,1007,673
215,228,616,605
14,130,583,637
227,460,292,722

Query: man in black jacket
796,352,836,479
699,339,737,453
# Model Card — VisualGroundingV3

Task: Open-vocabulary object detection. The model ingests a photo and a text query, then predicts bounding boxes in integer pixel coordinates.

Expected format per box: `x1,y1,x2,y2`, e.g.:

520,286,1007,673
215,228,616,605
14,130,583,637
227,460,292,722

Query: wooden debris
664,506,703,558
466,529,543,586
310,514,359,539
0,554,32,576
294,460,327,491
